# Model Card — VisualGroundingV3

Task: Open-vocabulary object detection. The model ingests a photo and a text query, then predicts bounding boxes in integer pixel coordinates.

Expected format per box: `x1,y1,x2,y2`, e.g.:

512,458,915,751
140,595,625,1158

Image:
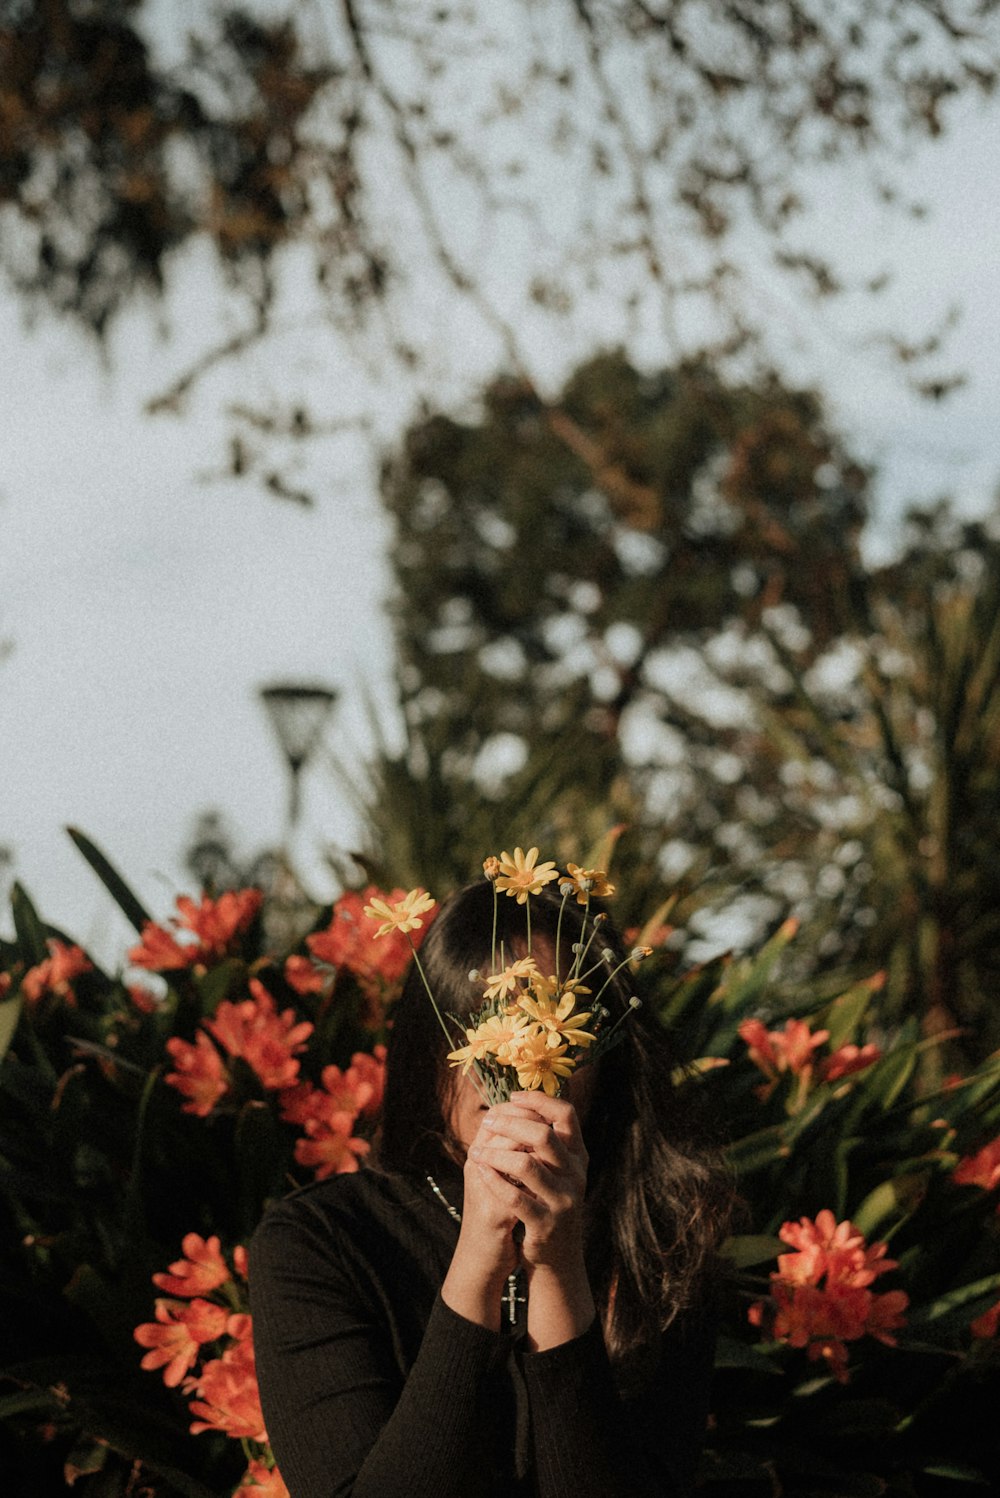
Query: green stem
491,882,499,973
555,889,569,976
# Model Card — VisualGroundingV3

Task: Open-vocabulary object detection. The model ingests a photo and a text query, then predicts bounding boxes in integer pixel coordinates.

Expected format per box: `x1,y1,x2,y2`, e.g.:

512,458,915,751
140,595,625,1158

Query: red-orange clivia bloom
283,954,326,995
818,1042,882,1084
129,889,263,971
134,1297,229,1387
204,981,313,1092
165,1032,231,1116
971,1299,1000,1339
952,1136,1000,1194
152,1234,232,1298
234,1460,290,1498
21,940,93,1005
740,1017,830,1077
749,1210,908,1383
186,1334,267,1441
308,887,433,993
293,1118,371,1180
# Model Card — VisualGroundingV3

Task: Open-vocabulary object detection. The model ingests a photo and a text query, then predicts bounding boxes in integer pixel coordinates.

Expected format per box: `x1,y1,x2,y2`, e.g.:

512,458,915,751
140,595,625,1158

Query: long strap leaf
66,827,152,933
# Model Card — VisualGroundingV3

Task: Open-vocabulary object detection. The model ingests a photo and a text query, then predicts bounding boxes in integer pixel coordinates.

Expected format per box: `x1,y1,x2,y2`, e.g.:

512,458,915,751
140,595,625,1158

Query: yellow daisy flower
363,888,436,939
557,863,616,905
517,986,595,1049
506,1028,577,1095
482,956,539,1003
494,846,559,904
447,1011,532,1073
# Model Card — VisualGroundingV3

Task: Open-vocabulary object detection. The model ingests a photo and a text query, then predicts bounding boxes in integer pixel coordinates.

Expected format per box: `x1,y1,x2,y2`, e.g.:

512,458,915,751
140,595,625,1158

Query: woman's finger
481,1111,566,1162
507,1091,585,1152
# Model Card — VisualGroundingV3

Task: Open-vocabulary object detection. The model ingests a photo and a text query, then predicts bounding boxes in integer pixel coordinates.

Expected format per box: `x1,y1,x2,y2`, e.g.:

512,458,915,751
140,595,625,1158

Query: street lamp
258,682,338,835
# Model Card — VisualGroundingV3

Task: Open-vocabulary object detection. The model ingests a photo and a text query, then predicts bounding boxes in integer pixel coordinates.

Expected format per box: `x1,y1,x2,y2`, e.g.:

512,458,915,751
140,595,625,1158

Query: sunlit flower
482,957,539,1003
234,1460,290,1498
363,888,437,938
204,981,313,1091
483,856,501,880
517,985,595,1050
186,1335,266,1441
506,1028,577,1095
153,1234,232,1298
134,1298,229,1387
165,1032,231,1116
953,1135,1000,1193
494,847,559,904
448,1011,534,1073
21,940,92,1005
558,863,616,904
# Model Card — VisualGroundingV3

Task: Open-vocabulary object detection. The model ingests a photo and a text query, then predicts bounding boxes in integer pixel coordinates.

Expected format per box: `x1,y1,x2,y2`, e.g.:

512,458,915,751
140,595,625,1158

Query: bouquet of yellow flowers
364,847,645,1104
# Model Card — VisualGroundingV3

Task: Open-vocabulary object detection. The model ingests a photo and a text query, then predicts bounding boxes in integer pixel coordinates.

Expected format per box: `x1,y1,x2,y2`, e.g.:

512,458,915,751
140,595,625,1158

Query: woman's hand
469,1092,589,1270
469,1091,595,1350
440,1107,521,1331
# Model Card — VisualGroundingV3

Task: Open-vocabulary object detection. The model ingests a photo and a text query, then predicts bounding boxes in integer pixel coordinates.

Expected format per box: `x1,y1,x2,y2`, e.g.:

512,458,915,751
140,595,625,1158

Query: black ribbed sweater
248,1161,716,1498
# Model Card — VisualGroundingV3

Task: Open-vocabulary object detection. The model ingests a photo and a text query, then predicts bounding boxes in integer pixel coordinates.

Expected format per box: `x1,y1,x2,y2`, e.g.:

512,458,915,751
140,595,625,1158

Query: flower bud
482,857,500,880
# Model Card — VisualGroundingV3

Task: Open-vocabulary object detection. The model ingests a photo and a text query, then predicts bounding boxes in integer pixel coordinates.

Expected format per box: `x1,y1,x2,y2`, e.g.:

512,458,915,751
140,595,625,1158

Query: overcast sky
3,87,1000,966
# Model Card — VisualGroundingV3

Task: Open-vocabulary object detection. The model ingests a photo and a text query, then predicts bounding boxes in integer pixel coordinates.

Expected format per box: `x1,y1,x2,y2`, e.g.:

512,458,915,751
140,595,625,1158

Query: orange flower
21,940,92,1005
293,1119,370,1179
134,1297,229,1387
308,889,431,1023
186,1335,267,1441
129,889,262,971
953,1136,1000,1193
174,889,263,958
153,1233,232,1298
279,1058,373,1130
283,954,326,995
739,1016,830,1101
818,1042,882,1083
204,981,313,1091
349,1045,387,1117
749,1210,908,1384
971,1299,1000,1339
234,1460,290,1498
165,1032,231,1116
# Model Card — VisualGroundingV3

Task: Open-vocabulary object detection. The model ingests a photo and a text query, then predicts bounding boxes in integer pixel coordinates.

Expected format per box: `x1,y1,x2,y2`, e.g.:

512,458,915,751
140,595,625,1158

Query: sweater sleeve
249,1205,511,1498
520,1295,717,1498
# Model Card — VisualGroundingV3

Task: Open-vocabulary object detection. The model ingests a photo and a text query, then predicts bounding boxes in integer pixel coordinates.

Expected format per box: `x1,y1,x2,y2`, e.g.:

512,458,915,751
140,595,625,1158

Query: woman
249,878,734,1498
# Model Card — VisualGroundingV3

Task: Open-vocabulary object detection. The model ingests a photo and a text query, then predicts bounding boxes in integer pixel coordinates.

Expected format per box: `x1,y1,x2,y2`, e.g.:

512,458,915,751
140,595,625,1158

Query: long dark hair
378,878,735,1365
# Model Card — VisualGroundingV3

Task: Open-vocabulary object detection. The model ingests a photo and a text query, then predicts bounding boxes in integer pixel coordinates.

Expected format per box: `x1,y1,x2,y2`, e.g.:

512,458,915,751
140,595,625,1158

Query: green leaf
11,882,49,966
907,1272,1000,1327
726,1123,789,1174
713,918,798,1014
0,994,23,1063
852,1172,930,1240
719,1234,783,1268
921,1466,989,1485
824,978,879,1050
713,1333,783,1373
66,827,152,933
0,1387,59,1419
195,957,250,1017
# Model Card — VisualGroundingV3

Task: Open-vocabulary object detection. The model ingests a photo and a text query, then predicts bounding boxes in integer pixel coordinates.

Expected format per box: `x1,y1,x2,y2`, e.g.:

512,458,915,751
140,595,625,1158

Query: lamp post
257,681,338,948
259,683,338,837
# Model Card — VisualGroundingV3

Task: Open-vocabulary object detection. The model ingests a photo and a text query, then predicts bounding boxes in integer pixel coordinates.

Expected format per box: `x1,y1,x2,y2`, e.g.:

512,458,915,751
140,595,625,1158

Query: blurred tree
372,349,866,852
1,0,994,430
368,351,1000,1071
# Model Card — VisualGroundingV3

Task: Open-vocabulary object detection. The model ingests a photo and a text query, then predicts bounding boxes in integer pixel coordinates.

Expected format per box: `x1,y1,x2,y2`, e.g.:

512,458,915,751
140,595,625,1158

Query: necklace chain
425,1173,526,1326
